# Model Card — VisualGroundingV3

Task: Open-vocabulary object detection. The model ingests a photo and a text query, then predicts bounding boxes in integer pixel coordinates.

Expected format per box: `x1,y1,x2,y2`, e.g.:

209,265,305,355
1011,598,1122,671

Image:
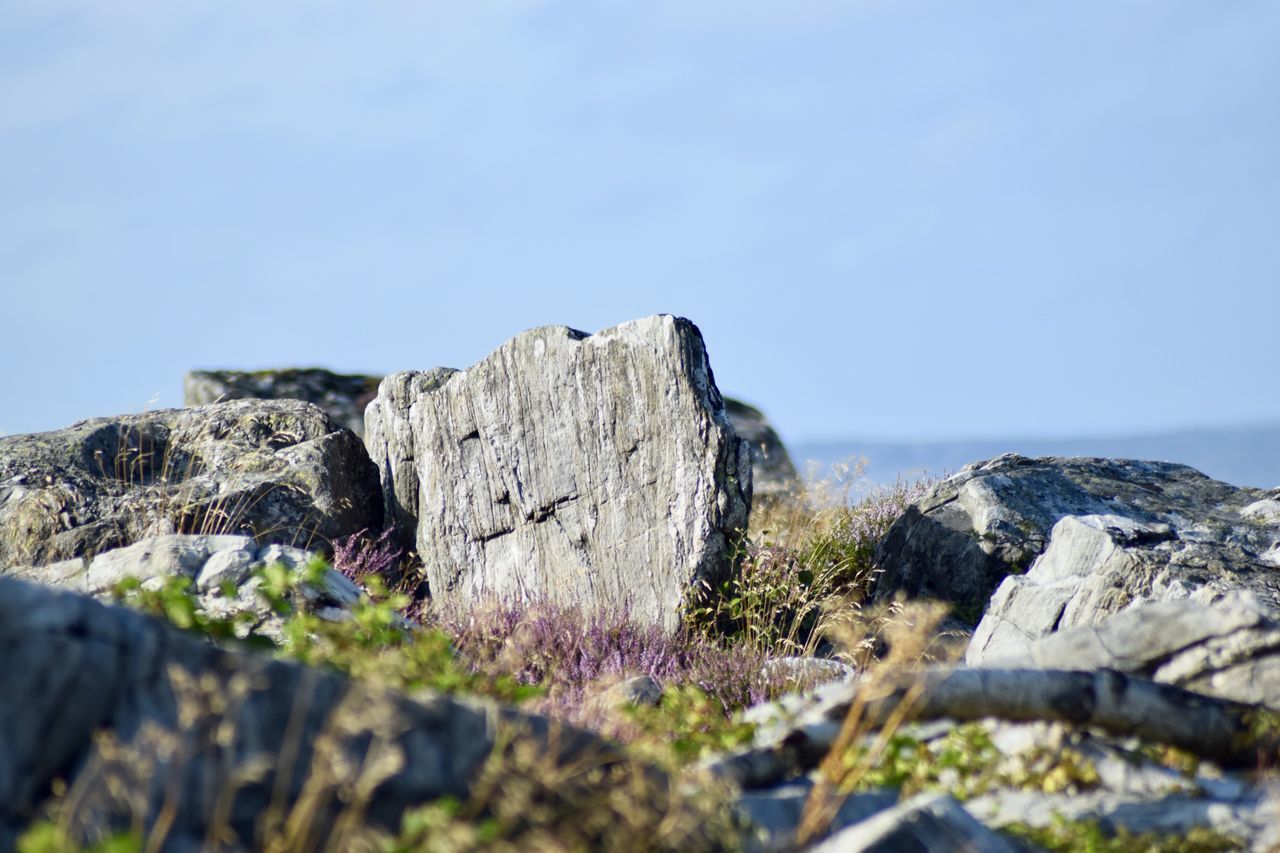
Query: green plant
1002,816,1243,852
625,685,758,768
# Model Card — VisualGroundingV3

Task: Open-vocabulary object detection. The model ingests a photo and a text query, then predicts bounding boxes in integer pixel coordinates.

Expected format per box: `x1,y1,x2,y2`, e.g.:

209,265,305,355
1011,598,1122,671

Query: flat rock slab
184,368,382,437
0,577,613,848
873,454,1280,627
971,592,1280,709
809,793,1021,853
0,399,382,568
365,315,752,632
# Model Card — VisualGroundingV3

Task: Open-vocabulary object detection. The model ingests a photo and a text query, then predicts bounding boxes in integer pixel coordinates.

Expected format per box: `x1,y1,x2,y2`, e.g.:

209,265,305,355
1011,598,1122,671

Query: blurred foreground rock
0,577,617,849
366,316,751,632
0,400,382,569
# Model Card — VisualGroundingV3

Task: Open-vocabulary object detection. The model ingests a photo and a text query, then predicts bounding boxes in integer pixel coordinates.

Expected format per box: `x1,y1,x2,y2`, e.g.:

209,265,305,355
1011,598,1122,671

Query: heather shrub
331,526,407,588
419,598,789,734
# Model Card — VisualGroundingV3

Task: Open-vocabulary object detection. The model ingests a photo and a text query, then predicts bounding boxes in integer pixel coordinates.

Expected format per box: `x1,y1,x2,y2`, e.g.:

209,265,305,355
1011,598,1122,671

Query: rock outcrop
365,316,751,632
872,454,1280,625
184,368,382,436
0,399,383,569
970,591,1280,709
722,398,799,504
0,577,613,849
1,533,370,642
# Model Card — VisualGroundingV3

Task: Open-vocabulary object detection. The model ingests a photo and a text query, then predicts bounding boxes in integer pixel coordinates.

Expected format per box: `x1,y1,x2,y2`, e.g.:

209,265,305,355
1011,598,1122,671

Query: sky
2,1,1278,446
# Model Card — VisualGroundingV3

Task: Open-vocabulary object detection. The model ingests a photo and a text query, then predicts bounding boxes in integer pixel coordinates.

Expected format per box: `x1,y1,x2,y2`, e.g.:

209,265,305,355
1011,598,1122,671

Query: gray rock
365,316,752,632
873,454,1280,626
0,576,617,847
966,790,1262,843
724,398,799,505
733,782,897,852
184,367,382,436
0,399,382,569
0,533,374,642
971,592,1280,709
808,792,1021,853
761,657,855,689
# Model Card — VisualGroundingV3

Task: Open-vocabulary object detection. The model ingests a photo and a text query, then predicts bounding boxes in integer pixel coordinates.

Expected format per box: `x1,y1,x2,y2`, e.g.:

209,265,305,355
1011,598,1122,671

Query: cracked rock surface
365,315,751,632
872,454,1280,627
0,533,371,642
0,399,383,569
970,591,1280,709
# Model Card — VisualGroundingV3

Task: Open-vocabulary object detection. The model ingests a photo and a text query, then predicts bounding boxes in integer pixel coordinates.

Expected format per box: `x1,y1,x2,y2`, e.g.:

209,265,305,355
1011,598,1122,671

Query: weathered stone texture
0,577,613,848
184,367,382,436
365,316,751,632
872,454,1280,626
0,533,373,642
0,399,383,569
970,592,1280,710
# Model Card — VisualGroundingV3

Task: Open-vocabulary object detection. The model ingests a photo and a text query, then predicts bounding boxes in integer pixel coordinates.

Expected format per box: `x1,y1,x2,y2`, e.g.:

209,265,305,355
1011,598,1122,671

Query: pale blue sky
2,1,1278,445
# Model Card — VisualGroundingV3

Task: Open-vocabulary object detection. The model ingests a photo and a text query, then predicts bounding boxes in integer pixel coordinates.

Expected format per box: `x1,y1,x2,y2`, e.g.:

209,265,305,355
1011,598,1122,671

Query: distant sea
792,422,1280,496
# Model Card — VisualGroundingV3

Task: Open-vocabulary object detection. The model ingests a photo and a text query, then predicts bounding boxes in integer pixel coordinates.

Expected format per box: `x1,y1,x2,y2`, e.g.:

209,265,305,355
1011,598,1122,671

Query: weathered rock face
184,367,382,436
970,592,1280,710
0,399,383,569
0,577,612,848
365,316,752,632
722,398,799,504
0,533,371,642
872,454,1280,625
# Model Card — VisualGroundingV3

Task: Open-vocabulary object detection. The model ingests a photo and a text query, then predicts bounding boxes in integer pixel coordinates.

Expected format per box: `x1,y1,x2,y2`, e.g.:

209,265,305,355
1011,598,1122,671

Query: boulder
0,533,372,642
184,367,382,437
732,782,897,852
723,398,799,504
0,577,615,849
808,793,1021,853
872,454,1280,626
970,592,1280,709
0,399,383,569
365,316,751,632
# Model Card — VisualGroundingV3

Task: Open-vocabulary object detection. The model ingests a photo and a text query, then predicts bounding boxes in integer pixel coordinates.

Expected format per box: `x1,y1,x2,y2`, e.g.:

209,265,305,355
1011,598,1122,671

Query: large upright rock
873,454,1280,627
185,367,381,436
0,399,382,568
365,316,752,631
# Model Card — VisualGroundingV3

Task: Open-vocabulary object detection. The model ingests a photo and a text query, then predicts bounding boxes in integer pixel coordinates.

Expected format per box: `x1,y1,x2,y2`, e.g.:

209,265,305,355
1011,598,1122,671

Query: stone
0,533,376,642
723,398,799,505
970,592,1280,709
732,781,897,852
184,367,383,437
581,674,664,724
965,790,1264,842
760,657,855,689
0,399,383,569
808,792,1021,853
365,315,752,632
0,577,619,848
872,454,1280,626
